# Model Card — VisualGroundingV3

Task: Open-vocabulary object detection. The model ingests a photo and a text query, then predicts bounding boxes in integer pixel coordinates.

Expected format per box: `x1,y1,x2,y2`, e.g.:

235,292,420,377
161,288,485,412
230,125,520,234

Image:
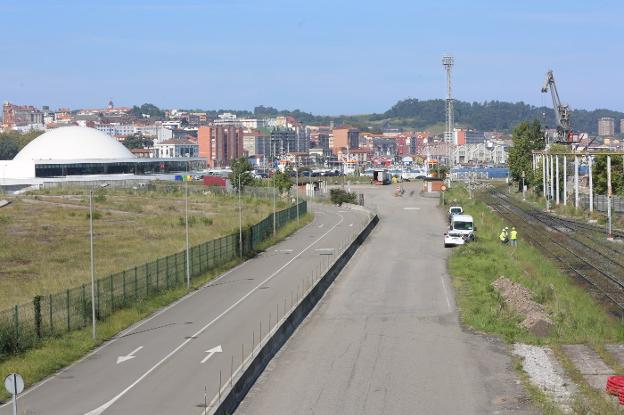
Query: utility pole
555,156,559,205
89,190,96,340
295,166,299,223
238,174,243,257
588,155,594,213
185,176,190,288
574,155,579,209
442,55,455,171
607,155,613,240
563,155,567,206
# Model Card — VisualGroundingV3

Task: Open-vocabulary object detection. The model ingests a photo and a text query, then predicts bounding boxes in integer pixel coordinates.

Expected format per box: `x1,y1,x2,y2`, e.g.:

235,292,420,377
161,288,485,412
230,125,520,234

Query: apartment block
198,125,244,167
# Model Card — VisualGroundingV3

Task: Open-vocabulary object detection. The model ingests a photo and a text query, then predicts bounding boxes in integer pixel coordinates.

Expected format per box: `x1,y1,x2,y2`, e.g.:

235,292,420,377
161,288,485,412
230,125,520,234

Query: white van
450,214,476,241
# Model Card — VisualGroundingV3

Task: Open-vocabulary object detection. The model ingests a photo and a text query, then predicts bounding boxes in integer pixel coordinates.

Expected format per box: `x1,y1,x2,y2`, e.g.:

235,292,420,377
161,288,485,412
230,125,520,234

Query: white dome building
14,126,135,162
0,126,206,185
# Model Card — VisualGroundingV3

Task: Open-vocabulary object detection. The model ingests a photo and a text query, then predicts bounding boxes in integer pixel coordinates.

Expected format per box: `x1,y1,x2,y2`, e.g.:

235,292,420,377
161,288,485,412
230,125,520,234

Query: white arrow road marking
116,346,143,364
201,345,222,364
403,207,421,210
84,211,345,415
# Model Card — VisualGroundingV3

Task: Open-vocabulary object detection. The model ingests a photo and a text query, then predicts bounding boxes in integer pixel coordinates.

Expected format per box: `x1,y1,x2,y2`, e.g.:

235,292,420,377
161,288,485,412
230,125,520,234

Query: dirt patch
492,276,554,337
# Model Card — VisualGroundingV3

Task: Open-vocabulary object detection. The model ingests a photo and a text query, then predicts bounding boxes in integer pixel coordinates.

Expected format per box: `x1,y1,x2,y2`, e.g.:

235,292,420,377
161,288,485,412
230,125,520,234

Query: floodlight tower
442,55,455,168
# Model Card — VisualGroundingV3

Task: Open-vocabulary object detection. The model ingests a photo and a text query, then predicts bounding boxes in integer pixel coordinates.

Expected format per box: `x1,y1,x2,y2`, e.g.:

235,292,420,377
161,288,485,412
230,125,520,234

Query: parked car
448,206,463,223
444,231,466,248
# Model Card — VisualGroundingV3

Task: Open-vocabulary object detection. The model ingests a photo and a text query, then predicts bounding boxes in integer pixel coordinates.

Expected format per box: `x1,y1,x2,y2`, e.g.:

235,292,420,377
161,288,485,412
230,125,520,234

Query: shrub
330,189,358,206
85,212,102,220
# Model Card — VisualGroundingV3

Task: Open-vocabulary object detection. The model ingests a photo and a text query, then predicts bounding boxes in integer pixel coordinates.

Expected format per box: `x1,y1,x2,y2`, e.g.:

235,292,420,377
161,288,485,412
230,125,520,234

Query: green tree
273,170,293,193
0,135,19,159
508,120,545,190
592,155,624,196
122,133,153,149
0,130,43,159
130,103,165,119
229,157,254,190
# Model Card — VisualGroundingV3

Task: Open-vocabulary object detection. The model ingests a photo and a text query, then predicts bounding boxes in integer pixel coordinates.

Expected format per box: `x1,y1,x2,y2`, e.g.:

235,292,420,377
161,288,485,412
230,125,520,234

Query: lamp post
238,174,243,257
295,166,299,223
90,183,109,340
185,175,190,288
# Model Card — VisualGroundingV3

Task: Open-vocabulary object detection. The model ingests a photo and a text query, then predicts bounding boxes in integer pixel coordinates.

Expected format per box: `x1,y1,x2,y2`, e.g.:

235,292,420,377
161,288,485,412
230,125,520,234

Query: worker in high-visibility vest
499,227,508,244
510,226,518,247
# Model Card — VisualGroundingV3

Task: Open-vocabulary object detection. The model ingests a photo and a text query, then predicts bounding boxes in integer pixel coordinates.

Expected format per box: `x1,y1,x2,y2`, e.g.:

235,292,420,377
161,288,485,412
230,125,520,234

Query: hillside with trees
179,99,624,134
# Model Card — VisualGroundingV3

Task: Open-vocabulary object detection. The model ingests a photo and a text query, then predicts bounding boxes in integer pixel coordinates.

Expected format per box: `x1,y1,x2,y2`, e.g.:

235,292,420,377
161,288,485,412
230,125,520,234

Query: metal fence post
96,279,101,319
66,289,70,332
81,284,86,327
134,267,138,300
34,295,42,339
109,275,114,312
49,293,53,334
14,305,19,351
122,271,127,306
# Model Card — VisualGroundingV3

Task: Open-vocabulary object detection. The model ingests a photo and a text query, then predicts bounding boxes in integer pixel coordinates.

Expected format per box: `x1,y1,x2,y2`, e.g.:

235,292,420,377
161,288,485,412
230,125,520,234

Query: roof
452,214,473,222
13,126,135,162
156,139,198,145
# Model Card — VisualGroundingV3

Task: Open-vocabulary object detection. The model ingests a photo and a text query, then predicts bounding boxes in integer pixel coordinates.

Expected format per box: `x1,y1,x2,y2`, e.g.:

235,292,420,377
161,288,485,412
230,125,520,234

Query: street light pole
238,174,243,257
89,190,96,340
89,183,108,340
185,178,190,288
296,166,299,223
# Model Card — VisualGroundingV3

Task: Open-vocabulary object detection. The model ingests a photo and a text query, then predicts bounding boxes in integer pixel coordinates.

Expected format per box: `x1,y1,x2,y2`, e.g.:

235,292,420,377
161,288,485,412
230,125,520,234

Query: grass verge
445,185,624,344
444,184,624,413
0,212,313,403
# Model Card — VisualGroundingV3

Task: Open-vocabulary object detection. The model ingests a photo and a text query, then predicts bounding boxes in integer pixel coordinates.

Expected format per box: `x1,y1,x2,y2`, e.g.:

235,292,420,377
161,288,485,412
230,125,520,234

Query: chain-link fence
578,194,624,213
0,201,307,360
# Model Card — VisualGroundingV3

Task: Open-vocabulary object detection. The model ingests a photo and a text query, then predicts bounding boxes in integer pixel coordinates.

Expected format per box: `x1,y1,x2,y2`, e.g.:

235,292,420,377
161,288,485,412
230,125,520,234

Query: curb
212,213,379,415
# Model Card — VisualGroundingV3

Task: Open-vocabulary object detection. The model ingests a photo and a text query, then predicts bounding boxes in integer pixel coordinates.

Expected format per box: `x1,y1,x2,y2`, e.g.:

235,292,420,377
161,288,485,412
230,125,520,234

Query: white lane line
318,223,324,228
274,249,293,253
84,211,345,415
116,346,143,364
349,223,353,227
440,274,452,313
403,207,421,210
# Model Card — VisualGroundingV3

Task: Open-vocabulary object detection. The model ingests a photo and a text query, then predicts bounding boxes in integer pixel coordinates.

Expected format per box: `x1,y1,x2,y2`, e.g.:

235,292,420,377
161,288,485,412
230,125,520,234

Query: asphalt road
238,182,535,415
0,203,370,415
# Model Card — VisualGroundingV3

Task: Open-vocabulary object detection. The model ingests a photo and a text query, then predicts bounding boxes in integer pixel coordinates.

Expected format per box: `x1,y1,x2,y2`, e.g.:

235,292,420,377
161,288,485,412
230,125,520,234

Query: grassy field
0,185,287,309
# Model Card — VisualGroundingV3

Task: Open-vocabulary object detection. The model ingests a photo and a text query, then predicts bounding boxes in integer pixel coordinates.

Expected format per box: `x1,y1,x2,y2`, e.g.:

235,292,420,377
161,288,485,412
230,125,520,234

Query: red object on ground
203,176,226,187
606,375,624,397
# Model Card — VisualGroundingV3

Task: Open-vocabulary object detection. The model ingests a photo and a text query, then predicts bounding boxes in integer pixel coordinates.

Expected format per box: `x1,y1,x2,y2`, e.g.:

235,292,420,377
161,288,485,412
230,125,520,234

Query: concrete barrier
212,213,379,415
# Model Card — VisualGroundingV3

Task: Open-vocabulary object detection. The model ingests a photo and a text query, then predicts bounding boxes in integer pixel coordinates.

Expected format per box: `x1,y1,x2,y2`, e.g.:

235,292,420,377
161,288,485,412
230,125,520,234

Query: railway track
481,190,624,313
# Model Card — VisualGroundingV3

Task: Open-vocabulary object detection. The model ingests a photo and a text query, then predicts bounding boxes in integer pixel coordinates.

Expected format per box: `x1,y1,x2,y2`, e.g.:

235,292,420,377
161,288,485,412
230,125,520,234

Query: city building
153,138,199,158
598,117,615,136
307,126,331,150
453,143,508,165
453,129,485,145
242,130,269,157
198,125,245,167
269,127,297,157
331,126,359,154
2,102,44,129
620,119,624,135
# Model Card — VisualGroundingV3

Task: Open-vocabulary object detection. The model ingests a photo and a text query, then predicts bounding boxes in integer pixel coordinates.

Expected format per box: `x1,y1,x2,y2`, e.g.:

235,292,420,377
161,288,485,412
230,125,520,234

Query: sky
1,0,622,115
